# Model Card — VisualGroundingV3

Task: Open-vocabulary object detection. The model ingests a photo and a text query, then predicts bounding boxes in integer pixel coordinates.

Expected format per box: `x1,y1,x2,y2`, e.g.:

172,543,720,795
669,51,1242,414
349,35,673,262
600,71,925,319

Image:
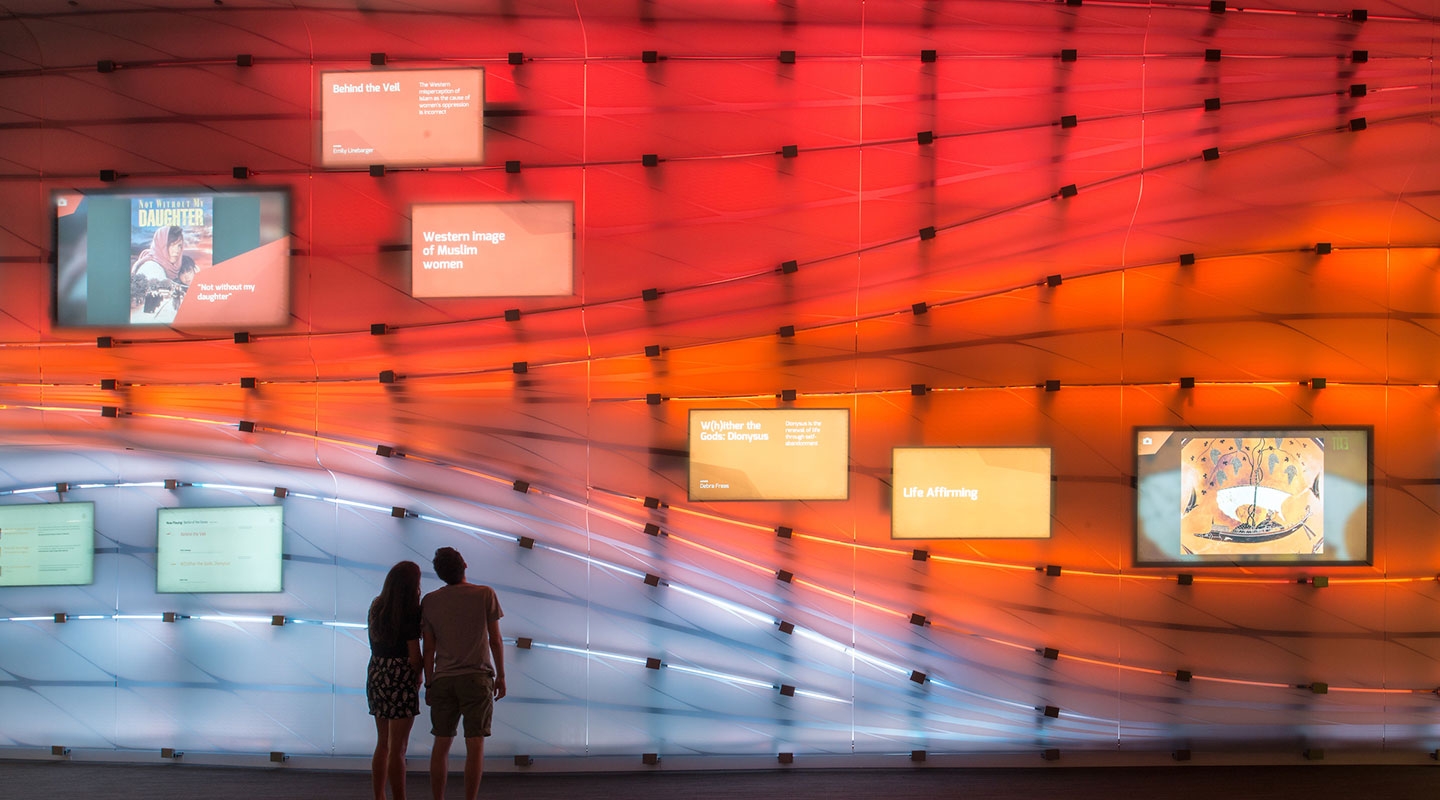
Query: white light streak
191,483,274,495
416,515,518,543
544,546,646,578
664,663,774,689
667,584,778,625
323,498,392,513
793,628,909,676
792,689,852,704
534,642,649,666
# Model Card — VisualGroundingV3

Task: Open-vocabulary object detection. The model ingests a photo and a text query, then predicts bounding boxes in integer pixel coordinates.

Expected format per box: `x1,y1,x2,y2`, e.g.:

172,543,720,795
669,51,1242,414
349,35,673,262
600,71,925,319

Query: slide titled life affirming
688,409,850,501
891,448,1052,539
410,202,574,297
320,67,484,167
156,506,284,593
0,503,95,587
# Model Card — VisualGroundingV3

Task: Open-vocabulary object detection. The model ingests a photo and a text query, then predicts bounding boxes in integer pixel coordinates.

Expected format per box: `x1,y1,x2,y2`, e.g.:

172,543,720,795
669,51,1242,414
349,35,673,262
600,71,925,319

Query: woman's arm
407,638,422,687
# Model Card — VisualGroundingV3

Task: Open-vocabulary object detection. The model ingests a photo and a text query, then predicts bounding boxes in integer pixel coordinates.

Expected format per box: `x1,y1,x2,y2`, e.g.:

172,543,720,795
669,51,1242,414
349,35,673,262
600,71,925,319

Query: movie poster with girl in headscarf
130,196,213,324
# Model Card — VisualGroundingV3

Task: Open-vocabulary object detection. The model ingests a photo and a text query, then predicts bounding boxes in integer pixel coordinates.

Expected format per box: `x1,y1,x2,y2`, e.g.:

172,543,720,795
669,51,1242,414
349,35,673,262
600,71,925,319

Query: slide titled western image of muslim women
320,68,484,167
0,503,95,587
410,202,574,297
156,506,284,593
891,448,1052,539
688,409,850,501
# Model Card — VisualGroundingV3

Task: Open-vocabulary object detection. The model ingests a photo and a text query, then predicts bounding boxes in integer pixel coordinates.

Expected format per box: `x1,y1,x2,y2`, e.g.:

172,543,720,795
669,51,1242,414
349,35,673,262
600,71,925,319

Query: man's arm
421,624,436,694
488,617,506,699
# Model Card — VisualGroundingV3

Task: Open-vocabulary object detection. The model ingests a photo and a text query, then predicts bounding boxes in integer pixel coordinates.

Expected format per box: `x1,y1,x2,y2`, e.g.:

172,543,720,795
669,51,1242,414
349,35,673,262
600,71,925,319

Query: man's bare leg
430,736,453,800
462,735,485,800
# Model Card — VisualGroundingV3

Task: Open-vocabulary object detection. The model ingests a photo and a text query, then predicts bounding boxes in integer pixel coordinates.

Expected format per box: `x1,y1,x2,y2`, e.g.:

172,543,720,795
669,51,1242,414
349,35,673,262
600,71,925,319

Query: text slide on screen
321,68,484,168
688,409,850,501
0,503,95,587
891,447,1052,539
411,202,574,298
157,505,285,593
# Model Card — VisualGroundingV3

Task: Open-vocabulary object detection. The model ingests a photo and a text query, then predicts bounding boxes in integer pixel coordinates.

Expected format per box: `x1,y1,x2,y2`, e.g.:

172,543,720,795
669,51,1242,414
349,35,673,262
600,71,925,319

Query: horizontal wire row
3,477,1435,702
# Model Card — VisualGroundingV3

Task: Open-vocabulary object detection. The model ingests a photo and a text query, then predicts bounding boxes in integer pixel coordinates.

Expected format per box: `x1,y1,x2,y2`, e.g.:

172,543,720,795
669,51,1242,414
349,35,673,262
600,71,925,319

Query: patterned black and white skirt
366,655,420,719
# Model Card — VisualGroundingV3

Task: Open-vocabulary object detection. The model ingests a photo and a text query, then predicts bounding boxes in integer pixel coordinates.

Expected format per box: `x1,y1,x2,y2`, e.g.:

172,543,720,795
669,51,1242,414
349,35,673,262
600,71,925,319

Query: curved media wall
1,0,1438,769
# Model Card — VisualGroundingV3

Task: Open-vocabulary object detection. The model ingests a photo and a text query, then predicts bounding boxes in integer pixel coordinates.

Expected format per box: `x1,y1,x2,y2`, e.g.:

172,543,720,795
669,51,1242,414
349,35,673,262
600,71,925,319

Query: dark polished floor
2,761,1439,800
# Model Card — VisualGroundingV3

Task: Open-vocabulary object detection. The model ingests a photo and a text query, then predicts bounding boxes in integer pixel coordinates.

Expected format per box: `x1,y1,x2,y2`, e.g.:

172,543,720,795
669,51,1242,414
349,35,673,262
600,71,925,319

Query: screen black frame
1132,425,1374,568
51,186,292,330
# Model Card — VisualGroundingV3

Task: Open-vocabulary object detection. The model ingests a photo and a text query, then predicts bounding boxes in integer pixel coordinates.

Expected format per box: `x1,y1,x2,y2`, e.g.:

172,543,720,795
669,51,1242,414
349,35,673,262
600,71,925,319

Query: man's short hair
433,547,467,585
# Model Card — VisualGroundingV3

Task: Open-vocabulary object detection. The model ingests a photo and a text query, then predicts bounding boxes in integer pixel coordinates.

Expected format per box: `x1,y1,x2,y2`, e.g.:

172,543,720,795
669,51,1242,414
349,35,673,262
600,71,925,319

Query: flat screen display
1134,427,1372,566
0,502,95,587
892,447,1052,539
53,188,290,328
688,409,850,501
320,68,484,167
410,202,574,297
156,505,284,593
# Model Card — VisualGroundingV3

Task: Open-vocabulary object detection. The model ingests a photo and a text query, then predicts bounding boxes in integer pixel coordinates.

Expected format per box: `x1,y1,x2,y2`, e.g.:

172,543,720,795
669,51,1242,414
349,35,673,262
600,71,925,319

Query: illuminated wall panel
0,0,1438,770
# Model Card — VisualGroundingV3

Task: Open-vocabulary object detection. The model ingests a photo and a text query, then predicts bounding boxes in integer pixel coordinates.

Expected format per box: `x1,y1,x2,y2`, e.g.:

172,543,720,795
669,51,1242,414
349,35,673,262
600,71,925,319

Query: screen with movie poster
1134,427,1372,566
53,188,290,328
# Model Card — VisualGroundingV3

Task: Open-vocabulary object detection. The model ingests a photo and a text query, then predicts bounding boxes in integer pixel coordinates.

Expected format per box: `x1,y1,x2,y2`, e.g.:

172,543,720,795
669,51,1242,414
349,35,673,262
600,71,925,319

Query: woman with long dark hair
367,560,423,800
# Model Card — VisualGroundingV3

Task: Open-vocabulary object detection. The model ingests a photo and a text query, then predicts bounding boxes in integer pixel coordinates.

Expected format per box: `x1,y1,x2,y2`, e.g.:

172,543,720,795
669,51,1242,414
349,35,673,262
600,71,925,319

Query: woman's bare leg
372,717,391,800
387,716,416,800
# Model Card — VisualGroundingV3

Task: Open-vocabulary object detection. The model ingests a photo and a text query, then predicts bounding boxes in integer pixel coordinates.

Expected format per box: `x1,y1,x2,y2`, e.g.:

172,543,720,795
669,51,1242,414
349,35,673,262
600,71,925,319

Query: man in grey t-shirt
422,547,505,800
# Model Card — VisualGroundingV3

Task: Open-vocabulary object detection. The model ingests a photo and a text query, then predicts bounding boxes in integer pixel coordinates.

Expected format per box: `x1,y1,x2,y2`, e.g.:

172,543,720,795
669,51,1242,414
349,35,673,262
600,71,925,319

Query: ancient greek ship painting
1179,436,1323,554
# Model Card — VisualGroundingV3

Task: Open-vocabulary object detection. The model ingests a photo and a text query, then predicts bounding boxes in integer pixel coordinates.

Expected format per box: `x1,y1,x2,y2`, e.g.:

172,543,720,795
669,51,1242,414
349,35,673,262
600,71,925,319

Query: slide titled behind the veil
321,68,484,167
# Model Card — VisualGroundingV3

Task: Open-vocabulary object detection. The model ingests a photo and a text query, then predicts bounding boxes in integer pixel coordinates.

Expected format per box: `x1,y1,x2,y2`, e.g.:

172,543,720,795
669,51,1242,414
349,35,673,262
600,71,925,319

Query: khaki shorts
428,672,494,738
